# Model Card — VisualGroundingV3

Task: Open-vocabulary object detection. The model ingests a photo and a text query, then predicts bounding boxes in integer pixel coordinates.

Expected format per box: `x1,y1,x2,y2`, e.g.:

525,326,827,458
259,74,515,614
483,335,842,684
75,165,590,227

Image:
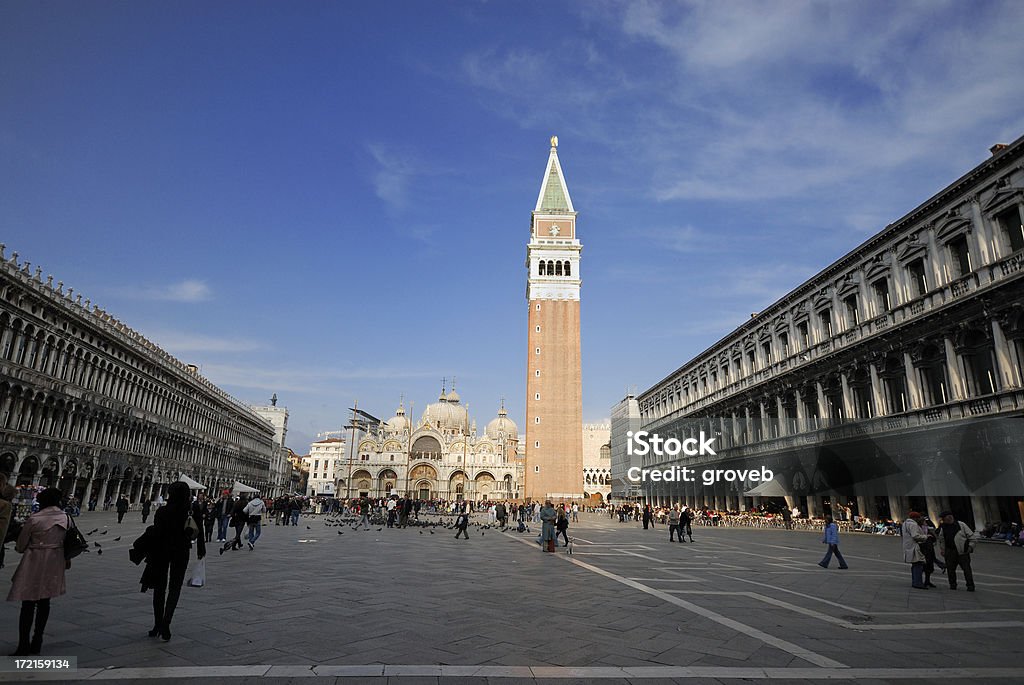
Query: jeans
248,519,262,545
819,544,848,568
291,510,299,526
911,561,926,588
218,515,231,541
669,524,683,541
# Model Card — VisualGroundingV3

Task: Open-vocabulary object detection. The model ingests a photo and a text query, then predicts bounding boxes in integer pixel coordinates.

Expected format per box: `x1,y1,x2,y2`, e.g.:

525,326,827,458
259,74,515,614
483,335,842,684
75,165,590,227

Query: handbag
184,511,199,540
64,515,89,560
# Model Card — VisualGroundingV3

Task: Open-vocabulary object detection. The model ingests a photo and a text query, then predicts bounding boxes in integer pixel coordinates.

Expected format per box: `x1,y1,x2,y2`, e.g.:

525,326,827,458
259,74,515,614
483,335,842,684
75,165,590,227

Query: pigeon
307,526,311,529
337,531,344,535
377,528,382,532
429,531,434,535
93,542,101,548
100,530,108,535
97,549,102,555
87,528,99,535
113,537,121,542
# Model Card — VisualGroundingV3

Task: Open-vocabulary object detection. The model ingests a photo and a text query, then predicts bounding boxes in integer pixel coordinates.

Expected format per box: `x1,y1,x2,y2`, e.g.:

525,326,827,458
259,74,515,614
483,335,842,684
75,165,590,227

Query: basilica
344,386,523,502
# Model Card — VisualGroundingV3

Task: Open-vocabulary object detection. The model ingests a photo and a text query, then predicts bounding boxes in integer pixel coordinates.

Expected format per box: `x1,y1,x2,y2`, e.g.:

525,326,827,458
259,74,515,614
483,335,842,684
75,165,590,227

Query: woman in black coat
140,482,205,641
222,495,248,553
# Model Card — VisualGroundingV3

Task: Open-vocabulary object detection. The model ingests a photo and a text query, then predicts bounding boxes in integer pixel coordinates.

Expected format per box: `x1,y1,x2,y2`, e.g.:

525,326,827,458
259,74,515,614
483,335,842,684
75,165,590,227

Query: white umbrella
178,473,207,490
232,480,259,495
743,478,787,497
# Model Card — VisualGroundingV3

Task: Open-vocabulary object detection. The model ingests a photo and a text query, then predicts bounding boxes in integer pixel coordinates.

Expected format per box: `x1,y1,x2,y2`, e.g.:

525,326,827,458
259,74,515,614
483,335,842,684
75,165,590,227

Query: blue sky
2,1,1023,452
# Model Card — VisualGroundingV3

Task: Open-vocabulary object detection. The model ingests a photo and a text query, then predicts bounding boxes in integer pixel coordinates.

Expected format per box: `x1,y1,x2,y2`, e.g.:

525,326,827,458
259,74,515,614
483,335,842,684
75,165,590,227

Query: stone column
794,389,805,433
992,319,1019,388
815,382,828,423
970,494,996,531
887,494,908,522
839,372,854,420
805,495,820,518
969,198,995,265
855,495,877,520
903,352,922,410
925,493,949,528
869,363,885,416
944,336,966,400
82,477,95,509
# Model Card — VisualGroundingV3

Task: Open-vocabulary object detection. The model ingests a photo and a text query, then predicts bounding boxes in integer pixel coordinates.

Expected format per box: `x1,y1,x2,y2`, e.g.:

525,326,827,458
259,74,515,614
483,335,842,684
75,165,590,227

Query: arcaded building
0,247,278,502
523,136,584,502
635,136,1024,528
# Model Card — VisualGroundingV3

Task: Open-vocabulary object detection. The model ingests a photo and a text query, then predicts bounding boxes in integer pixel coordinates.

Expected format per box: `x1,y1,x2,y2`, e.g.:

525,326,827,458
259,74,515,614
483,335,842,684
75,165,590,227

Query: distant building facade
609,394,641,501
251,403,290,497
305,438,344,497
582,422,611,501
0,247,277,503
635,137,1024,527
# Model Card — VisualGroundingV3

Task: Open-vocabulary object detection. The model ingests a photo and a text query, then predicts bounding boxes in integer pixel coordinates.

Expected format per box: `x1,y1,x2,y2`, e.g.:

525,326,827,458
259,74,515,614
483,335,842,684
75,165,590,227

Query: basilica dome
421,388,469,433
386,403,410,433
485,404,518,440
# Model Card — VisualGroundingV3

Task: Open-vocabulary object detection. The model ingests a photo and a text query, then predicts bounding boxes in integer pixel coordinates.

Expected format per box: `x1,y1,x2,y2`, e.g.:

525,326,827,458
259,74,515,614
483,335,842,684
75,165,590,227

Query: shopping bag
187,558,206,588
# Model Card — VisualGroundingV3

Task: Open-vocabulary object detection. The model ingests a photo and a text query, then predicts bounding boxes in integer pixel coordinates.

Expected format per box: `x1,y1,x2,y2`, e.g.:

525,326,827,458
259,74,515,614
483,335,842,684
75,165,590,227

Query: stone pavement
0,510,1022,684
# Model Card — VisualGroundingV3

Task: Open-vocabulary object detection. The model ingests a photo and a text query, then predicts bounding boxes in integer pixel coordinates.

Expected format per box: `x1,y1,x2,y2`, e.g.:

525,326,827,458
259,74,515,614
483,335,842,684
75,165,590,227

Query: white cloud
368,143,418,211
121,279,212,302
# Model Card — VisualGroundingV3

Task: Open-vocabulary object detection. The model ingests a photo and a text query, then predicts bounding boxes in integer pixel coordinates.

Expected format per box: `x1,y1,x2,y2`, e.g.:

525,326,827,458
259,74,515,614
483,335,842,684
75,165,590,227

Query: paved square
1,511,1022,683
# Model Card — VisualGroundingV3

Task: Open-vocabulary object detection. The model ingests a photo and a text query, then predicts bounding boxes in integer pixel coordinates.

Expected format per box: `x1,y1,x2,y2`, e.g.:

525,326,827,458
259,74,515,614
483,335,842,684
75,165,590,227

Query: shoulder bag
64,514,89,560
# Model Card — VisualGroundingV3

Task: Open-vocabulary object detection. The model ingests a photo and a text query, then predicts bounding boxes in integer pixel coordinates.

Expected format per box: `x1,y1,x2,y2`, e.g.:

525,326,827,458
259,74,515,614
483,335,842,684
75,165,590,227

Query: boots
546,539,555,553
28,634,42,655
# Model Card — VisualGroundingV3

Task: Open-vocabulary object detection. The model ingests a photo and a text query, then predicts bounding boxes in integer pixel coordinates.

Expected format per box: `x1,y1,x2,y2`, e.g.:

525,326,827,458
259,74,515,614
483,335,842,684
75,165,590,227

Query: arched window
555,261,563,276
564,261,571,276
539,261,546,276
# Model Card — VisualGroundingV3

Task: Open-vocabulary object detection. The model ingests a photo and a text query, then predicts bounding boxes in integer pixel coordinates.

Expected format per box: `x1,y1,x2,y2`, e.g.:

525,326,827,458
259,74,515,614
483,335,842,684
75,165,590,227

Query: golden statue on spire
550,135,558,148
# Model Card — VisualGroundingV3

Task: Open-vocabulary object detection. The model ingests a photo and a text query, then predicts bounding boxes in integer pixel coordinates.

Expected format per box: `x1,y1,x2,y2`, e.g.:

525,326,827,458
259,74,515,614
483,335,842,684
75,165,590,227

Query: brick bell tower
523,135,583,503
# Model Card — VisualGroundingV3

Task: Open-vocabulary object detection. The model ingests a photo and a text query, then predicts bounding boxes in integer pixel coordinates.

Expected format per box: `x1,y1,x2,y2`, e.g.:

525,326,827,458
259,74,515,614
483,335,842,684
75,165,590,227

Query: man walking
902,511,930,589
141,497,152,524
938,511,977,591
818,513,848,569
243,494,266,550
116,495,129,523
213,492,231,542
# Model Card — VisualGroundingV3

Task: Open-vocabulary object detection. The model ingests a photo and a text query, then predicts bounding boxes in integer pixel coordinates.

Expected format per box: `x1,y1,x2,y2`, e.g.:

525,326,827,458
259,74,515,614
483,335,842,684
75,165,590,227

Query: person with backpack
243,494,266,550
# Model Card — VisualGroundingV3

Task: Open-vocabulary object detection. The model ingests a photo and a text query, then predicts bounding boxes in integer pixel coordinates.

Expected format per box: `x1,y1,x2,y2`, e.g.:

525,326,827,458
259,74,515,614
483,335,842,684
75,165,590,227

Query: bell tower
523,135,583,502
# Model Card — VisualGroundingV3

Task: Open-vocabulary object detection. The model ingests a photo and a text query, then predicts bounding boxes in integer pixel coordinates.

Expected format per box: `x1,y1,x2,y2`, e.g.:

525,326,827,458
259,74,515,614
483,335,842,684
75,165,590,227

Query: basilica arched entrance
475,471,496,501
449,470,468,501
378,469,397,497
409,463,437,500
351,470,372,498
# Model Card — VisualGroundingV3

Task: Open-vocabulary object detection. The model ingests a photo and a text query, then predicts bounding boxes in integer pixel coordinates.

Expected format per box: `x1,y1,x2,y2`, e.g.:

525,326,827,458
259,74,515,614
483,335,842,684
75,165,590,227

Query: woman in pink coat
7,488,68,656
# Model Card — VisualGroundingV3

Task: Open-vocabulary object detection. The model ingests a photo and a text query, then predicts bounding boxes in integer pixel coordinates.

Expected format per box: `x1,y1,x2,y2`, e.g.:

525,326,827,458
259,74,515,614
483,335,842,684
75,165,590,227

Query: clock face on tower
549,224,561,236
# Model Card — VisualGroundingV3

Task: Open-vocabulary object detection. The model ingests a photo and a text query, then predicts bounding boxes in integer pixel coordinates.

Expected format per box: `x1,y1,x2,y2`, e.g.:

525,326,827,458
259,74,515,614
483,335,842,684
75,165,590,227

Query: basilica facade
342,388,522,502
